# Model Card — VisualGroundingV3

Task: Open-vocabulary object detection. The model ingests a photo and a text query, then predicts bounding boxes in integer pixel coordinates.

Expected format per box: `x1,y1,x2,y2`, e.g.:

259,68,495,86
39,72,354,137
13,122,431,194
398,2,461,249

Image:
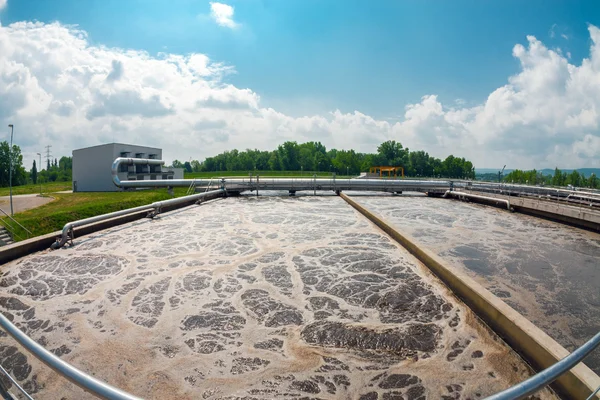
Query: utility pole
498,165,506,183
8,124,14,216
44,145,52,171
37,152,42,196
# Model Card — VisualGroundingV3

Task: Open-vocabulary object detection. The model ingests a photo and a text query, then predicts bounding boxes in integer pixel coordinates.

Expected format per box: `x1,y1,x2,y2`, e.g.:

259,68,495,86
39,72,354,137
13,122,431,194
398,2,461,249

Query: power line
44,145,52,170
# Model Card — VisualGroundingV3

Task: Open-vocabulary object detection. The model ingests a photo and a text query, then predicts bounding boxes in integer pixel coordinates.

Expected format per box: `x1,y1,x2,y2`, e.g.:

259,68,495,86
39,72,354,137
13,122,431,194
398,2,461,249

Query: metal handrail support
485,331,600,400
0,313,142,400
0,218,23,242
0,208,32,238
186,179,196,196
205,178,214,193
0,363,33,400
51,189,225,249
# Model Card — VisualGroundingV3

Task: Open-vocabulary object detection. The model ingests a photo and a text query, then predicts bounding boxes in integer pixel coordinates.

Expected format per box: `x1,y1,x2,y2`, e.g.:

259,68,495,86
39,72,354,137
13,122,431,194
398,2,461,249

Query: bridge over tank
111,157,452,195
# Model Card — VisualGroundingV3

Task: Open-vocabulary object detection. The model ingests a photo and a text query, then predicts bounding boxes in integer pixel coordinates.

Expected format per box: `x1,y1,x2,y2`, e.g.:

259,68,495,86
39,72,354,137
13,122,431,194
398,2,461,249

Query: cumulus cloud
0,21,599,169
209,2,238,29
0,0,6,11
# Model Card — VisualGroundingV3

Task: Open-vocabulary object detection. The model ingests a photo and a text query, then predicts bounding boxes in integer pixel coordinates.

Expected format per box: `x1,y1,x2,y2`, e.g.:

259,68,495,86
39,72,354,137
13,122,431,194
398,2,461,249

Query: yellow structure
369,166,404,178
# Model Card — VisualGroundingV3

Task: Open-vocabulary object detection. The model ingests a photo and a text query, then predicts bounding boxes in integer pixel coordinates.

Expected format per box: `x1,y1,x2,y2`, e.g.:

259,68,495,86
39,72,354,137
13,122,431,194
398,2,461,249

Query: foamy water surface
0,196,556,399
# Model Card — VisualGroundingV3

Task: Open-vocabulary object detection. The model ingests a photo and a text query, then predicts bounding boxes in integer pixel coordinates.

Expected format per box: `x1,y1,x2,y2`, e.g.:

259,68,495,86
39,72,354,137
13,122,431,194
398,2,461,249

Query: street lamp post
37,152,42,196
8,124,14,216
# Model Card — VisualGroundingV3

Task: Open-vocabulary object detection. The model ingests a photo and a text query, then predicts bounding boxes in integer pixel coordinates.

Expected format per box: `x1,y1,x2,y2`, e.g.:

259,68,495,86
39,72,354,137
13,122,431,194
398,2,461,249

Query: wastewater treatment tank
0,195,558,399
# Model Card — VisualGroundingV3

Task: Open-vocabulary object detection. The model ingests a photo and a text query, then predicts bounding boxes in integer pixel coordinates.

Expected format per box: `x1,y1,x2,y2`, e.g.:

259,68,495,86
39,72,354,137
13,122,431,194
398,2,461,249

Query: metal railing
185,179,196,196
0,313,141,400
484,331,600,399
0,208,32,242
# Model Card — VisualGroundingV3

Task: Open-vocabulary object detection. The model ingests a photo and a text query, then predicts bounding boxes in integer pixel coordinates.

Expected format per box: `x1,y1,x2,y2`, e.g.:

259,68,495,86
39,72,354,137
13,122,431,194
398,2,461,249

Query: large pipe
111,158,451,192
445,190,511,211
0,312,142,400
51,189,225,249
458,181,600,202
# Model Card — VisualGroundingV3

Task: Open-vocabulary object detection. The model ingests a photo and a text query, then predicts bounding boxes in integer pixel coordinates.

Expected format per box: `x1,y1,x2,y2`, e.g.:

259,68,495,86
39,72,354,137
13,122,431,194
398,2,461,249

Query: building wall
72,145,115,192
164,167,184,180
72,143,164,192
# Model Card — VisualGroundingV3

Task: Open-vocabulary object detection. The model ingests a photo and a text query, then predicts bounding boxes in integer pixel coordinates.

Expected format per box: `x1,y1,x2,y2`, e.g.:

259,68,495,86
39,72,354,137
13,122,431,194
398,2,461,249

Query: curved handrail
484,331,600,400
0,313,142,400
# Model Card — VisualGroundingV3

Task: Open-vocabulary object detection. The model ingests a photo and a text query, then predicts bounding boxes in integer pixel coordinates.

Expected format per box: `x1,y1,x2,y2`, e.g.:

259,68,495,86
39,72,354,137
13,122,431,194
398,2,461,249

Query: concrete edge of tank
339,192,600,400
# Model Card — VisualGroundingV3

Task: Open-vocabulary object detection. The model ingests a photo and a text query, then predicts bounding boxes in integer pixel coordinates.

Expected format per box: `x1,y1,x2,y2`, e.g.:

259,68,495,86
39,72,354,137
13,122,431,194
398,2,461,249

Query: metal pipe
446,190,511,211
0,363,34,400
111,157,165,188
51,189,225,249
111,158,452,192
484,331,600,400
0,313,142,400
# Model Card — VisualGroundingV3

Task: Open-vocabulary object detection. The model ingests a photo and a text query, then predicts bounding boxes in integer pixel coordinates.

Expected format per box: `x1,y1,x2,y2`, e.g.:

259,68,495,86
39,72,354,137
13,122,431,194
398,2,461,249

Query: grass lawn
3,188,188,241
0,182,72,197
184,171,353,179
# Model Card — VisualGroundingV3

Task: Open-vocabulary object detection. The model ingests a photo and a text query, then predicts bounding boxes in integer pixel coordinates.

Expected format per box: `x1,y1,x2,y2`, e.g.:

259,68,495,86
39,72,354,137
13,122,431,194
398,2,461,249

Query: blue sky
1,0,600,169
3,0,596,118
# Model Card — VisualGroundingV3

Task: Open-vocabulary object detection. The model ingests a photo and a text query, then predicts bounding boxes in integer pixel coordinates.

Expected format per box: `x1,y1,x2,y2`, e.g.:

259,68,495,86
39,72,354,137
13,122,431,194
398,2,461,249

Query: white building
72,143,184,192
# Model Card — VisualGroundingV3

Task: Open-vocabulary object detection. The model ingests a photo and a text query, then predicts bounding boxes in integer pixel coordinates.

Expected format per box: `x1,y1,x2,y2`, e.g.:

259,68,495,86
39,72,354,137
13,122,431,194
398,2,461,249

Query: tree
47,158,51,171
377,140,408,167
568,170,582,187
187,140,476,179
183,161,193,173
0,141,27,187
588,173,598,189
31,160,38,184
190,160,201,172
172,160,184,168
59,156,72,171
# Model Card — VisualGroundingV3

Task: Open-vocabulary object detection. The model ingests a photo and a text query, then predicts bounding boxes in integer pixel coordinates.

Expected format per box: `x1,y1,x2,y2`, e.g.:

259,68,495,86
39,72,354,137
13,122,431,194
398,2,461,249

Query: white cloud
0,0,6,11
0,21,599,170
209,2,238,29
549,23,557,39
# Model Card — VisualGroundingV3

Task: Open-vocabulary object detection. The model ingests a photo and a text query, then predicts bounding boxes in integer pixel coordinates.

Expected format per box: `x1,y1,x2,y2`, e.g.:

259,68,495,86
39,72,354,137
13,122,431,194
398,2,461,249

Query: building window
148,154,157,159
135,153,144,159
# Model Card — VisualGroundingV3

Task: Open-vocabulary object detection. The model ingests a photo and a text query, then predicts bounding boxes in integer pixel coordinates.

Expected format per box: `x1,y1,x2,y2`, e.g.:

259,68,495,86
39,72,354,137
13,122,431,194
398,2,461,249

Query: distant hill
476,168,599,178
539,168,600,178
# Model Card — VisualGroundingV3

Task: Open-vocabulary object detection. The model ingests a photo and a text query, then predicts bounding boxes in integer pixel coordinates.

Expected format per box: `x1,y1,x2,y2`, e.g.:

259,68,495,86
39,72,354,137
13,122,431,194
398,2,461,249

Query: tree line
173,140,477,179
503,168,599,188
0,140,72,188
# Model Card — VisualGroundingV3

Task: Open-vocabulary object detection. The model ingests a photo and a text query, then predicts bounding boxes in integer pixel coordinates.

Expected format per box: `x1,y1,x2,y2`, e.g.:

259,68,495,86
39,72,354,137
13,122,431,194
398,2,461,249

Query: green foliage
171,160,184,168
504,168,599,188
31,160,37,184
191,140,476,179
0,141,28,187
37,156,72,184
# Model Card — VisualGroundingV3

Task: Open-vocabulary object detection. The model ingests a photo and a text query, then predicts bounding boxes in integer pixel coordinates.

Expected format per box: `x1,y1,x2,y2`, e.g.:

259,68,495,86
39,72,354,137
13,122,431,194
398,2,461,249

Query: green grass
184,170,351,179
0,182,72,196
2,188,188,241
